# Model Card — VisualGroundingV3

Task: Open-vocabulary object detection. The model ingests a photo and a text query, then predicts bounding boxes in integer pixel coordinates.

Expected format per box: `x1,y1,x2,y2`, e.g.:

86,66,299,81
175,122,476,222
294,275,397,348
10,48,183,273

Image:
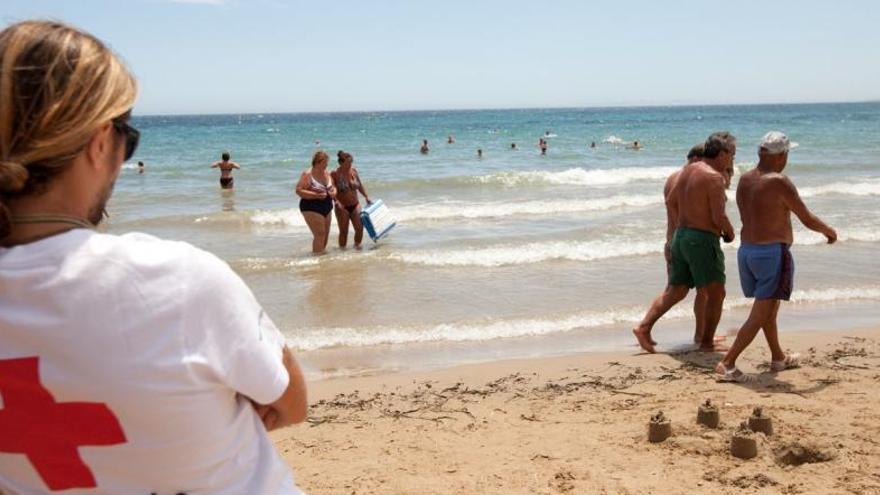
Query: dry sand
274,329,880,494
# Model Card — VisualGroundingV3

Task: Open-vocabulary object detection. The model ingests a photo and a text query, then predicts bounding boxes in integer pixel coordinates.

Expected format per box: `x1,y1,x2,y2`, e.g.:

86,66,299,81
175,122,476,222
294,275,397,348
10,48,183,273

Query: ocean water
110,103,880,377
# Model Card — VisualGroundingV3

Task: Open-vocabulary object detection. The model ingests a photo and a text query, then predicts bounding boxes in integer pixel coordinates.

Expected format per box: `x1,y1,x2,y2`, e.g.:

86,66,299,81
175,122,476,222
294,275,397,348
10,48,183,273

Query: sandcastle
748,406,773,436
730,421,758,459
696,399,720,429
648,411,672,443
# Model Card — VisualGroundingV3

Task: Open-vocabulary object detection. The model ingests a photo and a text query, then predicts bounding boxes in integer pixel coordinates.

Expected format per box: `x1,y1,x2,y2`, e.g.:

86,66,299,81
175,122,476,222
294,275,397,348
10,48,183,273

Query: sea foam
287,285,880,350
389,240,661,267
245,194,661,228
472,166,678,187
800,180,880,198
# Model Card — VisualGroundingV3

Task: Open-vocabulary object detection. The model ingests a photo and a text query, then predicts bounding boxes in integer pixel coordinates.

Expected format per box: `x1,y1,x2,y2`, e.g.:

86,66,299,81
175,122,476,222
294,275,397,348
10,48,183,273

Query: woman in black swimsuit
331,150,371,248
295,151,336,254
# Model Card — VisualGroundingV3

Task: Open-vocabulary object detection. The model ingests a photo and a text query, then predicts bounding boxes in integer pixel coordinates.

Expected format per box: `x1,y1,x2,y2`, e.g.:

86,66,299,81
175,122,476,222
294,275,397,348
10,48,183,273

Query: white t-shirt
0,229,301,494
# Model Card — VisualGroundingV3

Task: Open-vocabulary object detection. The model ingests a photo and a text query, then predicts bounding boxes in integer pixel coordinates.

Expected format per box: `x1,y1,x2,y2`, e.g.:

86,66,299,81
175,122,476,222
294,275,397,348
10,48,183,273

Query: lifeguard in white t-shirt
0,20,308,494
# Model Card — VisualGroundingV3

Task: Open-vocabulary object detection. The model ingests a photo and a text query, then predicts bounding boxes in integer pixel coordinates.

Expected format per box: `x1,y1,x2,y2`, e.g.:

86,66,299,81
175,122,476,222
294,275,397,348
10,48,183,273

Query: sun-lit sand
275,328,880,494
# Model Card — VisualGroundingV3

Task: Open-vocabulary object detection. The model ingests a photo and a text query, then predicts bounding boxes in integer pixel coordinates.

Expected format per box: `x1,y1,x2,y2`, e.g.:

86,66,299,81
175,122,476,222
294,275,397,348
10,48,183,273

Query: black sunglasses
112,117,140,161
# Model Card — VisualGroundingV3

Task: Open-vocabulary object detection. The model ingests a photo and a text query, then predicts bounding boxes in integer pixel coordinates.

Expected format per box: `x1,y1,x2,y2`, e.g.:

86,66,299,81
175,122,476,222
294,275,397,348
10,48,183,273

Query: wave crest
471,167,678,187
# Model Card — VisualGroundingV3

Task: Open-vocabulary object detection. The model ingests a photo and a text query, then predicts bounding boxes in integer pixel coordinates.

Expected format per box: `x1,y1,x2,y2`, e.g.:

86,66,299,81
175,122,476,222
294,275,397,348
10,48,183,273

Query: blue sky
3,1,879,115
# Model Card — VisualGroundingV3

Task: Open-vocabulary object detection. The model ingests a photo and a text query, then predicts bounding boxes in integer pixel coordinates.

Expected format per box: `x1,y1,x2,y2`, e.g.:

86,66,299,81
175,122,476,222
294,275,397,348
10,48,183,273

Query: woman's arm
354,169,370,204
326,172,337,199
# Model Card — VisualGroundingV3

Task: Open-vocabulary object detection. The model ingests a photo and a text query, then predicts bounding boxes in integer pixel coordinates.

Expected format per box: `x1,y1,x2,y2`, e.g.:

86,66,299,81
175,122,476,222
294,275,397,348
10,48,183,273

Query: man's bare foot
632,328,656,353
694,334,726,344
633,324,658,346
698,343,729,352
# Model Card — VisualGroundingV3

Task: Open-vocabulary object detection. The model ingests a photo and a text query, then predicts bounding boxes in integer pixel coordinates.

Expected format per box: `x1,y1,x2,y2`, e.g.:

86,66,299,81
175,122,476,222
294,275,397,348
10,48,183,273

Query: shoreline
276,327,880,494
294,299,880,381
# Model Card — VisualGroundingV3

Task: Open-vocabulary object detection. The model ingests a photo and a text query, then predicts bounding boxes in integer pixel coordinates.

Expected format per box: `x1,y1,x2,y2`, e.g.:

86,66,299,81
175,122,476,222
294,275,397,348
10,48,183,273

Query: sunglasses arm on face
112,116,140,161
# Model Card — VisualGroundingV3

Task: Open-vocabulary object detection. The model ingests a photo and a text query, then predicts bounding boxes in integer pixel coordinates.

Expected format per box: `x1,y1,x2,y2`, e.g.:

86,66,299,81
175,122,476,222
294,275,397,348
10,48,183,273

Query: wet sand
275,328,880,494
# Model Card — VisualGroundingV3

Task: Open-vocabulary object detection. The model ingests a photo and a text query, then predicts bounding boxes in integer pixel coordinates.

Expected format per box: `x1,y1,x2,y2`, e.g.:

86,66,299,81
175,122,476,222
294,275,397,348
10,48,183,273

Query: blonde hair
311,150,328,168
0,20,137,237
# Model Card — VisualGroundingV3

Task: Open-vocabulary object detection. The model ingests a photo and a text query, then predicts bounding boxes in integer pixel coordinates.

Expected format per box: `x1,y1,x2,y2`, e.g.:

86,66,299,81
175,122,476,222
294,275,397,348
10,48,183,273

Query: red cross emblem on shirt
0,356,127,491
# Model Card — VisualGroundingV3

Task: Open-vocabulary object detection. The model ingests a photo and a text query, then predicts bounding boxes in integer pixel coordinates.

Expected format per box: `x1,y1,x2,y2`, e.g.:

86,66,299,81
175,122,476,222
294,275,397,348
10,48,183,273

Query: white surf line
287,286,880,351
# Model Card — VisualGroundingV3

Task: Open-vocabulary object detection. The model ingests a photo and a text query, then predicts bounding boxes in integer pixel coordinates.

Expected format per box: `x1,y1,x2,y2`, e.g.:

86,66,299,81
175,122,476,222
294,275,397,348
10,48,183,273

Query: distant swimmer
420,139,429,154
590,141,597,149
477,148,483,159
137,160,145,174
633,143,714,353
511,143,517,150
447,135,455,144
715,132,837,383
629,140,642,150
332,150,371,249
296,150,336,254
539,138,548,155
211,151,240,189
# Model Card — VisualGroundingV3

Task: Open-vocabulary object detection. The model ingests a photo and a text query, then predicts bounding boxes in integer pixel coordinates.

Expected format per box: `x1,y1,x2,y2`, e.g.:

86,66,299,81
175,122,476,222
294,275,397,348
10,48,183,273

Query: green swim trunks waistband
675,227,719,240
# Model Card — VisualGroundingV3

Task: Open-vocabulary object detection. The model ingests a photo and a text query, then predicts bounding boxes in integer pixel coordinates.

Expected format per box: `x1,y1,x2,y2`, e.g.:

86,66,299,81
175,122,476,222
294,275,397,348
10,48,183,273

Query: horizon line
135,98,880,118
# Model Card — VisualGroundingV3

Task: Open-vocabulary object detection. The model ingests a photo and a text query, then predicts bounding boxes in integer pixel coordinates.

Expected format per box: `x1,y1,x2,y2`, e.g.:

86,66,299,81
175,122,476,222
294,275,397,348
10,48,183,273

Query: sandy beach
275,328,880,494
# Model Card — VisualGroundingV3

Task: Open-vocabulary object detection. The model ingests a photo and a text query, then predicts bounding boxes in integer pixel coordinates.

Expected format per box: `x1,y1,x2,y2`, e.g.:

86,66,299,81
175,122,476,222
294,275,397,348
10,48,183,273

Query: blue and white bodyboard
360,199,396,242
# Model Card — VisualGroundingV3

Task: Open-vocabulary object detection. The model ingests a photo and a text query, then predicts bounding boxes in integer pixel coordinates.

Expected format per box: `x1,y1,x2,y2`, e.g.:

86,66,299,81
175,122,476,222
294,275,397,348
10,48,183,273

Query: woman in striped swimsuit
295,151,336,254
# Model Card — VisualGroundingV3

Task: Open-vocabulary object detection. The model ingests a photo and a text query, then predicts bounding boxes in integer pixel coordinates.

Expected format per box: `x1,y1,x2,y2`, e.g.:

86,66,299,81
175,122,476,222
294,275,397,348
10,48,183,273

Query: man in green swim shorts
666,131,737,351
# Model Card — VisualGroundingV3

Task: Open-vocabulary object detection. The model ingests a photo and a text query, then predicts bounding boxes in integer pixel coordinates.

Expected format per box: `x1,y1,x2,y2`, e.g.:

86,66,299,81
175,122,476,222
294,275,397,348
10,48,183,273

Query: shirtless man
420,139,429,154
715,131,837,382
633,144,711,352
211,151,240,189
664,131,737,351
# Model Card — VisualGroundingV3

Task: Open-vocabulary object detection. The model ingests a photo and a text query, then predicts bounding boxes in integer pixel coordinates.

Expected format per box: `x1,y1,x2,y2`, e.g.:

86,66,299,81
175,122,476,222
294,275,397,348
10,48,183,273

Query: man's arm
663,174,678,244
254,346,308,430
780,176,837,243
707,174,735,242
210,162,219,168
232,162,241,170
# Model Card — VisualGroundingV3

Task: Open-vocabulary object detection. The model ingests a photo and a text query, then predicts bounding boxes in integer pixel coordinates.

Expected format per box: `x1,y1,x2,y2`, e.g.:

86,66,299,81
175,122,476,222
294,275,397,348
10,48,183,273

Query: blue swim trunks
737,243,794,300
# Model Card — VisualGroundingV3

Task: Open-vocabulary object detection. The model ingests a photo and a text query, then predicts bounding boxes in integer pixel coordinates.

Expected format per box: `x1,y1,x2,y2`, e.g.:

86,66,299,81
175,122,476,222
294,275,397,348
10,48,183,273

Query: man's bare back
737,169,796,244
738,164,836,245
669,161,734,239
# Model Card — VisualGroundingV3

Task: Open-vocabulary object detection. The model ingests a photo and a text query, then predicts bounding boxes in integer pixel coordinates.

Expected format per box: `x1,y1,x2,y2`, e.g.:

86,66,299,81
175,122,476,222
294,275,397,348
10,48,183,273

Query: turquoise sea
110,103,880,377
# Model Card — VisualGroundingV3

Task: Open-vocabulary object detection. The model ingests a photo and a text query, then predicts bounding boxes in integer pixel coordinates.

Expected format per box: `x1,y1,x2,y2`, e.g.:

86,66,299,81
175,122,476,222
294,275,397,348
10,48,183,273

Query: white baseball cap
759,131,798,154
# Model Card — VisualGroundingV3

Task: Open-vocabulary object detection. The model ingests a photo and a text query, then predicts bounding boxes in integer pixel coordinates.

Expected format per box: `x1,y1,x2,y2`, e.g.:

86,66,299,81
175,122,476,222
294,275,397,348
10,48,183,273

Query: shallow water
109,103,880,376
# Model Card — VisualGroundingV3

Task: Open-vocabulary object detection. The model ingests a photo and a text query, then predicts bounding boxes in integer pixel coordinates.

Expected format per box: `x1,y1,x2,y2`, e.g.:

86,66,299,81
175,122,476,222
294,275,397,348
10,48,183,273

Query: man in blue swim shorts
715,132,837,382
